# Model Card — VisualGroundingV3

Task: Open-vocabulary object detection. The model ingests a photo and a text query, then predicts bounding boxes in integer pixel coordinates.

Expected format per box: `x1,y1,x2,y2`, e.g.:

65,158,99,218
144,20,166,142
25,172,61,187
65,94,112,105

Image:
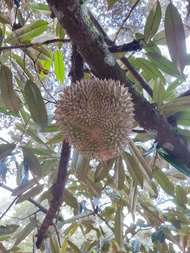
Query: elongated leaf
141,203,163,226
12,178,37,196
159,151,190,177
114,156,125,190
144,1,161,42
128,184,137,214
165,3,187,74
94,158,115,182
24,80,48,130
22,147,42,178
0,12,10,24
114,206,123,246
63,189,79,209
152,78,165,108
54,50,64,84
147,52,180,77
162,96,190,117
67,240,81,253
85,175,102,197
129,141,152,179
136,58,165,82
29,3,51,16
12,54,33,80
175,185,187,207
25,46,51,61
153,167,174,196
14,219,38,246
46,132,63,144
6,20,48,44
0,66,20,114
0,143,16,159
16,184,44,204
50,237,59,253
122,152,143,187
77,155,90,181
56,21,65,49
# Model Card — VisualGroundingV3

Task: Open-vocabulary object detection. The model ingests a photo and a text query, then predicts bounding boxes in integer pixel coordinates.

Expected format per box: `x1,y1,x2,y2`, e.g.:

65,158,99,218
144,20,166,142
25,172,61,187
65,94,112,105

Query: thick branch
36,140,71,248
46,0,190,169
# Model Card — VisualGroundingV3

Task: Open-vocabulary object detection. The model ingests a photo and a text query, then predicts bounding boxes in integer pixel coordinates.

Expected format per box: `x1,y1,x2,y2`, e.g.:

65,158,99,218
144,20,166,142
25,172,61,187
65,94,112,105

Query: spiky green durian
55,78,134,161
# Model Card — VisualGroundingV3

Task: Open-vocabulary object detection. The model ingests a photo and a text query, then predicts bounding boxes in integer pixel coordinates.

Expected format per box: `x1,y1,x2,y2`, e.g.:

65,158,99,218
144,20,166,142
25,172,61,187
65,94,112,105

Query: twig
0,183,49,216
89,12,153,97
0,39,70,51
120,57,153,98
0,196,19,219
113,0,140,42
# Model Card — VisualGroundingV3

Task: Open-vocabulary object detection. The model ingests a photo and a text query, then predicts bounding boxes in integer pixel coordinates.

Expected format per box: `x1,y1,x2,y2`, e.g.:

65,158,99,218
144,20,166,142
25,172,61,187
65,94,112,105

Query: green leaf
14,219,38,246
67,240,81,253
165,3,187,75
128,184,137,214
151,30,166,45
63,189,79,209
24,80,48,130
0,12,10,24
12,54,34,80
85,174,102,197
147,52,180,77
129,141,152,180
136,58,165,82
114,156,125,190
54,50,65,84
0,224,19,236
50,237,59,253
76,155,90,181
12,179,37,196
159,151,190,177
175,185,187,207
94,158,115,182
6,20,48,44
22,147,42,178
122,152,143,188
153,167,175,196
0,66,20,114
56,21,65,49
16,184,44,204
152,78,165,108
144,1,161,42
25,46,51,61
0,143,16,159
114,206,123,246
29,3,51,16
162,96,190,117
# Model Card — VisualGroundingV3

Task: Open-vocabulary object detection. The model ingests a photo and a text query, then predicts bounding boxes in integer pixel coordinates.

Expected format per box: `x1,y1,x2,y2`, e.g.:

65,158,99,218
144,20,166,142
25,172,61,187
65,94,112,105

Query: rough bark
46,0,190,169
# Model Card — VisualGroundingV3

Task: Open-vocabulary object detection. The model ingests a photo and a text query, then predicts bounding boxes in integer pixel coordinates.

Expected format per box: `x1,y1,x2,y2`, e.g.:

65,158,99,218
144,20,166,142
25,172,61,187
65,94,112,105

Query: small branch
113,0,140,42
88,12,153,97
121,57,153,98
0,183,49,216
36,140,71,248
0,196,18,220
0,39,70,51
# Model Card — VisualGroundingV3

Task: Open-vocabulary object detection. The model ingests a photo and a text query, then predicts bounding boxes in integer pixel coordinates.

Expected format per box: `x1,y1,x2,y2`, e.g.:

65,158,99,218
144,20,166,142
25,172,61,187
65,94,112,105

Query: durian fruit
55,78,134,161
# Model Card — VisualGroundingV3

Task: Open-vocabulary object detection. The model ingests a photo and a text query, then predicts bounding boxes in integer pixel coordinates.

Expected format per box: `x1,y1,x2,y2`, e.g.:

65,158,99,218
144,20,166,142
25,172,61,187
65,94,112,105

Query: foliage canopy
0,0,190,252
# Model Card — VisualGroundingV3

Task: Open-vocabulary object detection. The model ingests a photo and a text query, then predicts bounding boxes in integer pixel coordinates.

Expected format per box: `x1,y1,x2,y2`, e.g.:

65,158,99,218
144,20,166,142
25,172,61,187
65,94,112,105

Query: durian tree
1,0,190,252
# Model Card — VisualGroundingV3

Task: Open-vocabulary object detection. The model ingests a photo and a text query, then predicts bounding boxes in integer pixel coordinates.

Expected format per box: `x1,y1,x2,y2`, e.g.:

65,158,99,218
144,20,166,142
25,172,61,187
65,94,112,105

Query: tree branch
36,140,71,248
0,39,70,51
46,0,190,168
